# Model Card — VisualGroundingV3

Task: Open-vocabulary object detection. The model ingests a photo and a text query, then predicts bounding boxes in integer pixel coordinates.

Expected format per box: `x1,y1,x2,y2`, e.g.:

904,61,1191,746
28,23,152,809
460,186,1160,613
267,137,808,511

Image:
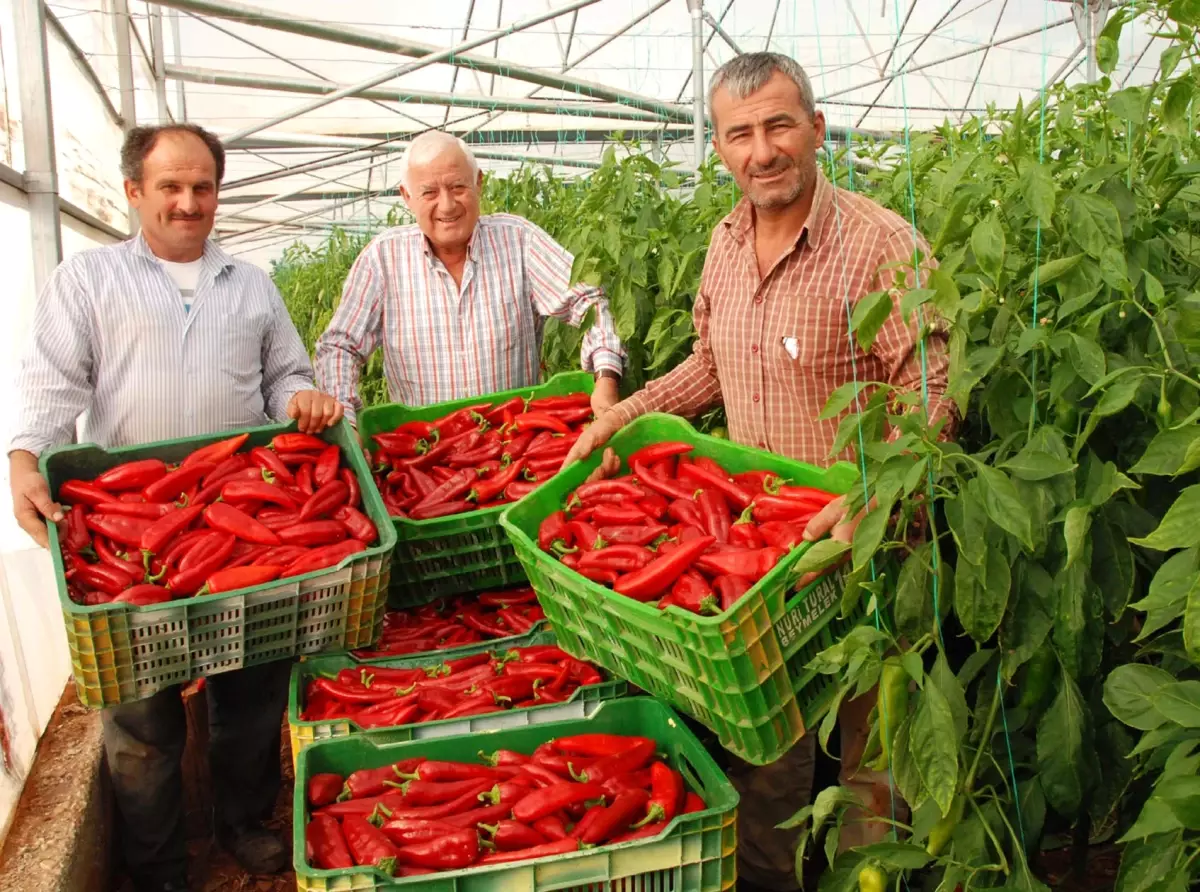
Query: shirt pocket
763,292,862,403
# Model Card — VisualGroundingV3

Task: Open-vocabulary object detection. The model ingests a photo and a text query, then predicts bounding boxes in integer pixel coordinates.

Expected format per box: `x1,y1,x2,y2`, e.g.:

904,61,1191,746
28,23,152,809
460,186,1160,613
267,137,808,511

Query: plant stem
966,678,1002,793
967,794,1010,876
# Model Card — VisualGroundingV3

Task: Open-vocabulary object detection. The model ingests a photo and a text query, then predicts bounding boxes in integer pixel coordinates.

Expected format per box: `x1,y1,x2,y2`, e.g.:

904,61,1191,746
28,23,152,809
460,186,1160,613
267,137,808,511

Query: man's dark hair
120,123,225,185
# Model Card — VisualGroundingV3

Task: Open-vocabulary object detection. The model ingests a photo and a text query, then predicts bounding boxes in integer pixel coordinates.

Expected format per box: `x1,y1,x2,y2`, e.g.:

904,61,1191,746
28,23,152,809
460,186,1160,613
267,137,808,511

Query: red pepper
272,432,327,453
695,547,786,581
627,442,692,467
306,814,354,870
168,534,237,596
482,819,547,851
203,454,250,483
113,583,172,605
566,520,603,553
250,446,295,484
203,502,281,546
183,434,250,469
409,500,472,520
613,535,716,601
401,777,498,807
578,544,655,573
611,819,669,843
93,501,176,520
140,504,204,555
773,484,838,504
485,396,528,426
84,514,155,548
412,469,477,512
713,574,754,611
341,813,398,872
279,521,346,547
638,495,671,521
582,788,651,844
498,607,537,635
255,508,301,532
435,405,492,439
588,505,651,526
667,498,705,528
538,510,572,552
158,528,210,571
314,444,341,487
632,761,685,827
532,815,568,841
202,564,281,595
510,412,571,435
675,462,751,511
552,734,653,758
505,481,539,501
572,738,657,786
666,570,718,615
94,459,168,492
729,514,765,549
59,479,117,507
479,589,538,608
340,467,362,508
378,818,464,847
631,458,695,501
332,505,377,543
512,781,605,824
696,489,731,544
75,562,136,595
449,442,504,468
299,480,350,522
405,761,501,784
757,520,807,551
221,479,297,508
382,781,495,822
477,837,579,864
752,495,825,524
307,773,344,808
595,524,669,547
63,506,90,551
393,828,479,869
341,760,423,800
142,462,214,504
470,460,525,504
93,536,145,580
572,480,646,504
294,463,316,497
734,470,782,492
683,792,706,813
528,392,591,411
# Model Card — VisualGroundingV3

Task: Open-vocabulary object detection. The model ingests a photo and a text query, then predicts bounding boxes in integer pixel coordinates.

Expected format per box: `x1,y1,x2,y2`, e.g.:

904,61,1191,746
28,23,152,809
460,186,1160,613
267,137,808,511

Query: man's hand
287,390,344,433
562,409,625,470
590,376,620,415
796,494,870,588
10,450,62,549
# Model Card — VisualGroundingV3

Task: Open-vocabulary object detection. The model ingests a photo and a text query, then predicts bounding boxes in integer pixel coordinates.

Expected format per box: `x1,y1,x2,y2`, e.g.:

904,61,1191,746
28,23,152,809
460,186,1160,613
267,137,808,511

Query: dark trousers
101,660,291,891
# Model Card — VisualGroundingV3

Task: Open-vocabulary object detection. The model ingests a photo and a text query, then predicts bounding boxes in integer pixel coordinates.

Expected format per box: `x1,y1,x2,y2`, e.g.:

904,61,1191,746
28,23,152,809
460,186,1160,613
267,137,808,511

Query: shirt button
754,296,763,304
751,344,759,354
758,440,766,449
753,393,761,403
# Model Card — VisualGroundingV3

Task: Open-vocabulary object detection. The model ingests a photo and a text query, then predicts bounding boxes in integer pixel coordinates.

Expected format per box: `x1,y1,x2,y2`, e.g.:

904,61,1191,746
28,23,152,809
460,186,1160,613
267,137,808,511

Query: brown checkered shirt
613,172,954,467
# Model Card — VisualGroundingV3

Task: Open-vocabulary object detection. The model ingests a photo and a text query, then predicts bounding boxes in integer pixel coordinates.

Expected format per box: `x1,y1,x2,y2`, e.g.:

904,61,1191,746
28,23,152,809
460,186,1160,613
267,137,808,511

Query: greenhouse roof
0,0,1168,264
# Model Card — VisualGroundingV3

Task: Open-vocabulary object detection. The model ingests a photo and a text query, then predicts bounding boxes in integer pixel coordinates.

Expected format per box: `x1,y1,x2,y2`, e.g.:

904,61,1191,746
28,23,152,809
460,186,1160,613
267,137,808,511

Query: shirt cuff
611,393,651,427
7,433,56,459
589,348,624,376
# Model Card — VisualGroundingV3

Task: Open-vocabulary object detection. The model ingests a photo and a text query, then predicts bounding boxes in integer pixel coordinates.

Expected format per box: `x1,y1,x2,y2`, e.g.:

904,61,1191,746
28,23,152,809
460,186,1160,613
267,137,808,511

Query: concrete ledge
0,683,110,892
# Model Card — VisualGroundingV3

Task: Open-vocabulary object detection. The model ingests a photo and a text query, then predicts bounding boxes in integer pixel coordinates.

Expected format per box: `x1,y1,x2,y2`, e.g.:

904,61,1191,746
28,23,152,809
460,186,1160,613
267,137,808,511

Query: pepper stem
630,803,666,829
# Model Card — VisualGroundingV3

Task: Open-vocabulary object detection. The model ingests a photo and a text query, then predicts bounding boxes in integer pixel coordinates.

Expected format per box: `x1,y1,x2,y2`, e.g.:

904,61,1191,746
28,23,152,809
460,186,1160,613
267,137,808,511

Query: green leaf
820,381,872,421
1104,664,1176,730
1170,0,1200,25
1185,577,1200,666
1003,447,1076,481
1159,776,1200,829
792,539,852,578
1099,245,1133,292
976,465,1034,551
851,291,894,353
1019,162,1056,228
955,536,1011,642
1037,671,1088,815
894,544,934,642
1154,682,1200,728
1001,561,1054,678
1034,253,1083,286
1065,193,1123,258
945,482,988,566
1054,559,1090,680
1110,86,1146,122
1131,547,1200,641
852,503,891,570
908,681,960,816
930,651,969,741
1096,35,1119,75
1119,797,1184,841
1162,79,1195,140
1080,369,1146,448
1064,506,1092,569
899,287,936,322
1130,426,1200,476
890,719,926,814
971,212,1006,282
1066,333,1106,385
1160,44,1183,79
1092,514,1136,617
1144,272,1167,309
849,841,932,870
1115,835,1183,892
1131,485,1200,551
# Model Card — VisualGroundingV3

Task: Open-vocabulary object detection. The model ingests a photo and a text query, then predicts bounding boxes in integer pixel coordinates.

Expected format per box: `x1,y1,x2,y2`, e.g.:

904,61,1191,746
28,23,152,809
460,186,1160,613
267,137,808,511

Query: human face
124,131,218,262
401,151,482,255
711,71,826,214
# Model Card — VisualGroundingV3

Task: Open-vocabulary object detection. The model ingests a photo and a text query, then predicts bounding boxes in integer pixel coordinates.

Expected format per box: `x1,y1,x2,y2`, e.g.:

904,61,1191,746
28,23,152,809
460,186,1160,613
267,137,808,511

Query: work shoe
217,824,288,875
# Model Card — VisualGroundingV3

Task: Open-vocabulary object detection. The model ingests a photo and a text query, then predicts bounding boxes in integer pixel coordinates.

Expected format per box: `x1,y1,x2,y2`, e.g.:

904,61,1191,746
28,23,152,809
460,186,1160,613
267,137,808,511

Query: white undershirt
158,258,203,313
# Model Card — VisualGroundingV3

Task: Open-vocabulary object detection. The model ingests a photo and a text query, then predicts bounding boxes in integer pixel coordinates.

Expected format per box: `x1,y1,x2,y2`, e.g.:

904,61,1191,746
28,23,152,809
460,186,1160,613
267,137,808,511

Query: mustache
169,213,205,221
747,158,794,177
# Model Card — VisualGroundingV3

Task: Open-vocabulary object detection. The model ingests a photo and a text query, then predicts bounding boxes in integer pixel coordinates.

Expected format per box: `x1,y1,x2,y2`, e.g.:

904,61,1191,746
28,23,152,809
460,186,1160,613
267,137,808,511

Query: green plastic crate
358,372,594,607
294,697,738,891
288,629,629,768
499,414,866,766
43,419,397,709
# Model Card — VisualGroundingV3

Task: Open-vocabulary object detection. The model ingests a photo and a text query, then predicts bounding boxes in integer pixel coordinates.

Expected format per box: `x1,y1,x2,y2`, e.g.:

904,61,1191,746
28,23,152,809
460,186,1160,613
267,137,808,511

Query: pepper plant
787,2,1200,890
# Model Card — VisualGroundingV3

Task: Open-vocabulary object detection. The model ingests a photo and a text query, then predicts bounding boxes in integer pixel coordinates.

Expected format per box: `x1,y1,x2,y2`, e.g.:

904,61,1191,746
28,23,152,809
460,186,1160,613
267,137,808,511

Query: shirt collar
723,170,833,251
421,219,483,264
130,231,234,277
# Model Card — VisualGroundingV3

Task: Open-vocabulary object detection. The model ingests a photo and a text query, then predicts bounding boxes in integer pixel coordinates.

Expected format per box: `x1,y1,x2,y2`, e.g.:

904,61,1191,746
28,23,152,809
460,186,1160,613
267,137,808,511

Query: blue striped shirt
9,233,315,456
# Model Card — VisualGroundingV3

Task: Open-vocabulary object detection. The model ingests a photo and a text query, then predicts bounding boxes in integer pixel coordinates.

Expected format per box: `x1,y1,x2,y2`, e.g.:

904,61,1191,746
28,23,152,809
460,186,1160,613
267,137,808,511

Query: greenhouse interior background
0,0,1174,845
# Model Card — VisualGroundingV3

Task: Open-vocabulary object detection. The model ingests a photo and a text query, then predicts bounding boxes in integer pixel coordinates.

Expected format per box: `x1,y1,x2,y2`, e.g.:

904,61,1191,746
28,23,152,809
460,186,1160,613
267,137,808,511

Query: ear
123,178,141,205
476,169,484,189
812,109,827,146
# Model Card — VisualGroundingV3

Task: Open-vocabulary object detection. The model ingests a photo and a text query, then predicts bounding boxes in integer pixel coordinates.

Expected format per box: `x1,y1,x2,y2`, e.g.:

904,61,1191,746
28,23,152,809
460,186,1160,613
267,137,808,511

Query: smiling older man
315,132,626,419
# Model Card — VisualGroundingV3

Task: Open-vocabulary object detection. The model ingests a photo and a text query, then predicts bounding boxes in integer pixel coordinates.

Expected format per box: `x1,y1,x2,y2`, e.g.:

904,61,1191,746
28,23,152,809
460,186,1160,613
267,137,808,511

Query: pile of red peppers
351,587,545,659
371,391,594,519
56,432,380,606
304,734,706,876
300,644,604,729
535,441,838,614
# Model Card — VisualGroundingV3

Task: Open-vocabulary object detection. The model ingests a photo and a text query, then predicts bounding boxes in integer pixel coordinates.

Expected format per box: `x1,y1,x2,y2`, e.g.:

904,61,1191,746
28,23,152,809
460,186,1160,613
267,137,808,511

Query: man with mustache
8,123,343,891
564,53,953,890
315,131,626,422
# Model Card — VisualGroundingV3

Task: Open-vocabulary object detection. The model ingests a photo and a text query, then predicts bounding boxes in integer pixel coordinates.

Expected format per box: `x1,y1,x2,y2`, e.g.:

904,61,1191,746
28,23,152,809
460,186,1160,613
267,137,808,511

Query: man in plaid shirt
315,132,626,423
566,53,953,891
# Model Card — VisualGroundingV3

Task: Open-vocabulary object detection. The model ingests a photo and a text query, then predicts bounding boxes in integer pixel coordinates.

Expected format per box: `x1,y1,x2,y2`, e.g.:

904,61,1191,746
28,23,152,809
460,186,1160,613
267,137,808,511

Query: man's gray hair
401,131,481,190
707,52,817,120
